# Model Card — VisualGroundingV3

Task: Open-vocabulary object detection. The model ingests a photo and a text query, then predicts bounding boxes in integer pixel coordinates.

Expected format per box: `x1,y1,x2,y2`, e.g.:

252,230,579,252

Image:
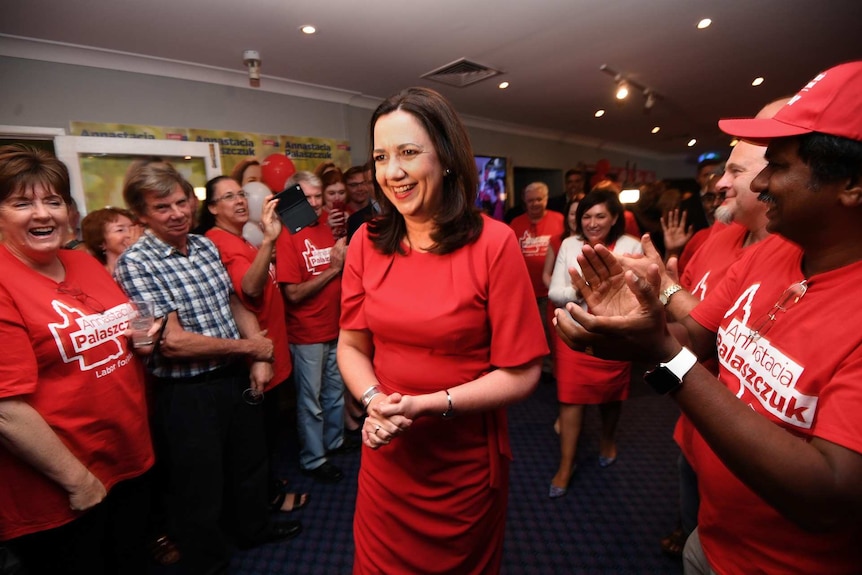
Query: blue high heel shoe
598,455,617,468
548,465,577,499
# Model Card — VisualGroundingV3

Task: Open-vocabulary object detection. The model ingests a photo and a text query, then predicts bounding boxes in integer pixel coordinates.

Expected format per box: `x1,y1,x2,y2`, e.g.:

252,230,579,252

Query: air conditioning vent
421,58,502,88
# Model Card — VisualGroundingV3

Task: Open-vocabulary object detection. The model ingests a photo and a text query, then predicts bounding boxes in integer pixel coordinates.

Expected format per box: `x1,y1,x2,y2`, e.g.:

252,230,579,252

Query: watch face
643,366,682,395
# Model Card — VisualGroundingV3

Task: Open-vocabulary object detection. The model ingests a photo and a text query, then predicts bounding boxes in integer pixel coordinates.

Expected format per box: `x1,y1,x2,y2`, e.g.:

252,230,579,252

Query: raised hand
661,208,693,257
260,195,283,243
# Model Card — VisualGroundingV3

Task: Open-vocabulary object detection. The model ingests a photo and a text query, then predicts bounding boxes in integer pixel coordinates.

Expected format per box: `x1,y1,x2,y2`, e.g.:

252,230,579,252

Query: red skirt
554,334,631,404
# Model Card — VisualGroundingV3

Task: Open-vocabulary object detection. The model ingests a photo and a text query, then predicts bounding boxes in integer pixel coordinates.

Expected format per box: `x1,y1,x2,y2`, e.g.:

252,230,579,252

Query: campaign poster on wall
70,122,352,206
281,136,352,173
187,129,281,177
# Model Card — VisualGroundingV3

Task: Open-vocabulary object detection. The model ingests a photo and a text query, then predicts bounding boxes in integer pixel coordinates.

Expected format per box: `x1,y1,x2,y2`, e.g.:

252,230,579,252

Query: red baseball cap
718,61,862,143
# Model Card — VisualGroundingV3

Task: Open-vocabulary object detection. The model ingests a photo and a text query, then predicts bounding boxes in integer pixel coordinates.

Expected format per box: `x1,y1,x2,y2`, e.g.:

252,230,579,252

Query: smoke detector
243,50,261,88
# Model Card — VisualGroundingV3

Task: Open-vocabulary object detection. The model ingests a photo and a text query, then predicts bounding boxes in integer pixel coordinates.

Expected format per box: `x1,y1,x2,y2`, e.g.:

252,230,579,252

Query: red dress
341,218,547,574
548,235,642,404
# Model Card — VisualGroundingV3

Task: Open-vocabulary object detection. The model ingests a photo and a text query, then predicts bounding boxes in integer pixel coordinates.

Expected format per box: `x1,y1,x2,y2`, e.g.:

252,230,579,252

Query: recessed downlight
697,18,712,29
498,81,510,89
594,109,606,118
687,138,697,147
299,25,316,34
651,126,661,134
752,77,765,86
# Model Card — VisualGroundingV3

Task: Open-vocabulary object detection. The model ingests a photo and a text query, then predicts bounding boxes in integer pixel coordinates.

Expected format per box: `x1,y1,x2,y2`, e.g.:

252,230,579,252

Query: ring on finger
374,424,381,433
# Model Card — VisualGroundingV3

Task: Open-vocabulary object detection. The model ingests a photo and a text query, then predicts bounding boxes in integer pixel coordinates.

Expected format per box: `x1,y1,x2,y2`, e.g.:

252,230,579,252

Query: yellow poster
281,135,352,173
188,129,281,177
69,122,353,210
70,122,187,141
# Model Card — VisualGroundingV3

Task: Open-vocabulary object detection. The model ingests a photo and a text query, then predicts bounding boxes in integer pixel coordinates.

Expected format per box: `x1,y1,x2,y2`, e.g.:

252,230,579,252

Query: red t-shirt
509,211,564,298
687,234,862,574
677,221,727,276
275,218,341,344
674,222,750,461
0,247,154,540
205,228,292,388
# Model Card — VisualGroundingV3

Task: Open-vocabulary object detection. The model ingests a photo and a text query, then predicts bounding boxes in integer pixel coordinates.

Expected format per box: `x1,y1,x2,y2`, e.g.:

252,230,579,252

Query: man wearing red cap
555,61,862,574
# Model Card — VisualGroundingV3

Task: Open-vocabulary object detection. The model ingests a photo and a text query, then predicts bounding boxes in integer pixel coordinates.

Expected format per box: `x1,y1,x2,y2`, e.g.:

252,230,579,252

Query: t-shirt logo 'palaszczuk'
49,301,134,370
519,231,550,257
302,239,332,275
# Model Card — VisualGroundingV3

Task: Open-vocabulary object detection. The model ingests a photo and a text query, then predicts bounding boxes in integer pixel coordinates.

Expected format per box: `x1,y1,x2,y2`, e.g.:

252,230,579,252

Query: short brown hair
81,207,135,263
123,159,189,216
230,158,260,183
0,144,71,205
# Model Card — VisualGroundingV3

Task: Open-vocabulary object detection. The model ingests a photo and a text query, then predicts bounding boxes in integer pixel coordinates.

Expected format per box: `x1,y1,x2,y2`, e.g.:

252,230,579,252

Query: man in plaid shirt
115,160,300,574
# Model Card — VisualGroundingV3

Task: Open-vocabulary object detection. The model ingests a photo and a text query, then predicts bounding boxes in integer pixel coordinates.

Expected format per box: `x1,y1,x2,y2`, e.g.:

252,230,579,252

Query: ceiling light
687,138,697,147
183,156,192,160
752,77,764,86
615,81,629,100
697,18,712,29
651,126,661,134
594,109,605,118
498,81,509,89
730,138,739,147
299,25,316,34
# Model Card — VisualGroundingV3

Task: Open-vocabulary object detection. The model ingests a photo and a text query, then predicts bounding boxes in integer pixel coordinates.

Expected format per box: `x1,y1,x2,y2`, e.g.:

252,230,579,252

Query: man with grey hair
276,171,350,483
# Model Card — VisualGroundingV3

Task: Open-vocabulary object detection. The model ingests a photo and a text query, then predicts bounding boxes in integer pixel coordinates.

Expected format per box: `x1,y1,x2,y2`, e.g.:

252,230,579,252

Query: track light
600,64,660,112
615,80,629,100
644,90,657,111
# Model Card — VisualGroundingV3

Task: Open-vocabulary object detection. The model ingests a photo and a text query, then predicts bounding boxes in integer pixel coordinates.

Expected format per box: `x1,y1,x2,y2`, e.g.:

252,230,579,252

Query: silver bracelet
361,385,380,409
441,389,455,418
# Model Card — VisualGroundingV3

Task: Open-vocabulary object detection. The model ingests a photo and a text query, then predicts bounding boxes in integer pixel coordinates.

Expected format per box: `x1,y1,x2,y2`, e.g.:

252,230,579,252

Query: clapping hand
554,244,677,364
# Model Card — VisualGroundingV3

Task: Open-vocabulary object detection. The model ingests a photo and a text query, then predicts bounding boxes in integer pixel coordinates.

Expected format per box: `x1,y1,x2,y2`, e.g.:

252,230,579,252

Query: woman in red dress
547,190,643,498
337,87,547,574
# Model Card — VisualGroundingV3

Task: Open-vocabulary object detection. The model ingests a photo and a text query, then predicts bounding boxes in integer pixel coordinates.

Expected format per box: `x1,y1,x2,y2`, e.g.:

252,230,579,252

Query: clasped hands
553,234,679,364
362,393,416,450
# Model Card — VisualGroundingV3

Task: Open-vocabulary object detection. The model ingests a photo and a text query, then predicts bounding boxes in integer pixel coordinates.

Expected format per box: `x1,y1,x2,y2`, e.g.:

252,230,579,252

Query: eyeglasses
346,180,373,189
746,280,807,343
57,282,106,314
213,191,247,203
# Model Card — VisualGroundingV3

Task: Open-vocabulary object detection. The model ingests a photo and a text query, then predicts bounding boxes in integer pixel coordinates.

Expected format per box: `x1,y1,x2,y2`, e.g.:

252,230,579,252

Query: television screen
474,156,508,221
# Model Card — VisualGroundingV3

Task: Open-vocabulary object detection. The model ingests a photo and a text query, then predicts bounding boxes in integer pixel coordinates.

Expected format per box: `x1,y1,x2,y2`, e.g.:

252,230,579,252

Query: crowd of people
1,61,861,575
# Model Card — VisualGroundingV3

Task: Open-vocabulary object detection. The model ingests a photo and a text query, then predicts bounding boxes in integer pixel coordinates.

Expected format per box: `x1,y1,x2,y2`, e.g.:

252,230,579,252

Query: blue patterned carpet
155,374,684,574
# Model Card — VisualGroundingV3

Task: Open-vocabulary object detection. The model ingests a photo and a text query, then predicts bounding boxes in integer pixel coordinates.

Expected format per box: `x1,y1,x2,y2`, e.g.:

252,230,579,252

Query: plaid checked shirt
114,231,241,379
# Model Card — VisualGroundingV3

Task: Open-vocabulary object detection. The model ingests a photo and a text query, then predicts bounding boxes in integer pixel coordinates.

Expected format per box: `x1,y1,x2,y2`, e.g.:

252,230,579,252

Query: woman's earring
444,169,452,176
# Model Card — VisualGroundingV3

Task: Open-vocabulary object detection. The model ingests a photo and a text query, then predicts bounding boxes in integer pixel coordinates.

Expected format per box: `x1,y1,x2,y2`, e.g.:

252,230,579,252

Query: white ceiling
3,0,861,160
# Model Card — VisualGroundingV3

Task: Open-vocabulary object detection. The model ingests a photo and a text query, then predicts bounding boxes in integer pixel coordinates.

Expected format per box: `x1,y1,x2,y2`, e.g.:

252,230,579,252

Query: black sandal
271,491,309,513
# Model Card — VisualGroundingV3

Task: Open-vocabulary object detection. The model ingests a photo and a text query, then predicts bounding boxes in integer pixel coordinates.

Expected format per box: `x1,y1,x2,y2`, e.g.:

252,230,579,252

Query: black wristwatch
643,347,697,395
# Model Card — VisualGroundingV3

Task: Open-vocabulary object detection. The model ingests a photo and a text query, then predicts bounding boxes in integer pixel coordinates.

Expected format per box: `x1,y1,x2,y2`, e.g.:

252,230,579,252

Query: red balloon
260,154,297,192
595,158,611,175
